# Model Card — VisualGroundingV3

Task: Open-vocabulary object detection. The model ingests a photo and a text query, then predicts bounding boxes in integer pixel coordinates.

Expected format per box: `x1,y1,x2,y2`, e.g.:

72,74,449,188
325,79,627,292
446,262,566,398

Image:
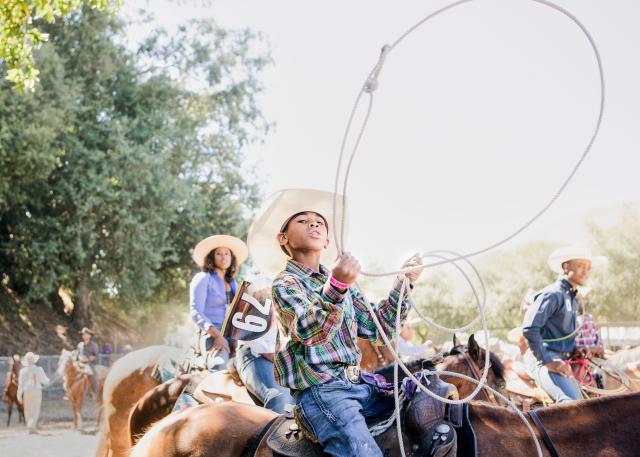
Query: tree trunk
72,281,93,327
49,290,67,316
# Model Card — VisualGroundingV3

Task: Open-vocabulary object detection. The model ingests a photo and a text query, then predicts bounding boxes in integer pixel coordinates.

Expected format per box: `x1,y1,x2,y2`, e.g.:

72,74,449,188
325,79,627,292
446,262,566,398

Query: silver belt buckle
345,365,361,383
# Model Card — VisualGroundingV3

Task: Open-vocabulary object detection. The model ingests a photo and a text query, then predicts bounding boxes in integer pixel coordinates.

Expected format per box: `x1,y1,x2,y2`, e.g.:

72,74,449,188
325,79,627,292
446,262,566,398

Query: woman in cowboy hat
248,188,424,457
522,244,606,403
17,352,50,434
191,234,248,371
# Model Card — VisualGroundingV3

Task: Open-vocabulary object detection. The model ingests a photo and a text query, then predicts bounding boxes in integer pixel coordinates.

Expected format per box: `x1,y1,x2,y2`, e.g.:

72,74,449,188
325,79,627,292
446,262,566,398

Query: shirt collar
285,259,330,278
558,277,578,297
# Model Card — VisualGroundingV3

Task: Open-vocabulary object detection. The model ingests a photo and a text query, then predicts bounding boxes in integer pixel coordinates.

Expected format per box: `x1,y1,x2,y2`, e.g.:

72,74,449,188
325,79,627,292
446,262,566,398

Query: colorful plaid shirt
575,313,604,349
272,259,413,391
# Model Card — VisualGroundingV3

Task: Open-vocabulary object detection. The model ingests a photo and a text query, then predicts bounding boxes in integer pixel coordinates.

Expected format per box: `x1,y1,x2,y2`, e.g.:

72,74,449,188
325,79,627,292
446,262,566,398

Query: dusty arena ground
0,398,99,457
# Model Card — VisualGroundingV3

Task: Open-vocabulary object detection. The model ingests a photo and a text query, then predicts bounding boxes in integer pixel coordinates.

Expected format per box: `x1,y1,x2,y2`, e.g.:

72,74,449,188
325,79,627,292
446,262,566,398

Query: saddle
252,373,461,457
191,369,257,406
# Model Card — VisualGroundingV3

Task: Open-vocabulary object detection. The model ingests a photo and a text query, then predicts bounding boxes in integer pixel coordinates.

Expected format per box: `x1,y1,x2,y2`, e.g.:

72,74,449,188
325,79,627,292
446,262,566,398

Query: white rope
333,0,605,275
329,1,606,456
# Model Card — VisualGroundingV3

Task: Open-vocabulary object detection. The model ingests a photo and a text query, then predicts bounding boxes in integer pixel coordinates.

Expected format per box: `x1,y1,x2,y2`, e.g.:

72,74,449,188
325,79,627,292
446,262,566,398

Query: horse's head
57,349,74,377
439,334,507,404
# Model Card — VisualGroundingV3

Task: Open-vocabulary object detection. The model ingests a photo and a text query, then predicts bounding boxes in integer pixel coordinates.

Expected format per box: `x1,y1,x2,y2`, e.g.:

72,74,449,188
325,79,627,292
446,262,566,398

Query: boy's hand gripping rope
331,1,606,456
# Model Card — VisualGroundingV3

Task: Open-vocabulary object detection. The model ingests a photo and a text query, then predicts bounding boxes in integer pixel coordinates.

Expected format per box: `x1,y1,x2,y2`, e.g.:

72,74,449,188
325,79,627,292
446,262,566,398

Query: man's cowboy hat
547,245,607,274
247,189,347,278
192,235,249,268
23,352,39,365
79,327,94,335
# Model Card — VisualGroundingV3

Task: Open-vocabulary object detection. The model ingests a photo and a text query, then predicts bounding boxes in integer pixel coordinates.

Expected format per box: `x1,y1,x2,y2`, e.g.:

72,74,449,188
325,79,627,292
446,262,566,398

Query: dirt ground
0,398,100,457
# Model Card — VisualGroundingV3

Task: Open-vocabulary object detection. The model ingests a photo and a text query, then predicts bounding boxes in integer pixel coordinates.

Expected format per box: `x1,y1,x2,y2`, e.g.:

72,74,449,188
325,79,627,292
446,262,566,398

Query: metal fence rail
0,353,121,400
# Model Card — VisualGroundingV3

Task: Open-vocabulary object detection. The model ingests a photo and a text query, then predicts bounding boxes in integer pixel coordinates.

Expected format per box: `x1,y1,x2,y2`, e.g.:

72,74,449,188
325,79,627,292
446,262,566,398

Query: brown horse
57,349,108,431
3,355,25,426
358,338,395,372
130,390,640,457
372,334,507,403
126,334,507,449
95,345,184,457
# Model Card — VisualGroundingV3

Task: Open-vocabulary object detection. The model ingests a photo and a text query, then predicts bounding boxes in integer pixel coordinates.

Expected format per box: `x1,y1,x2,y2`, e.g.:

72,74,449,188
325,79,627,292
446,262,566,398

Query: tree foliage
0,0,120,92
585,210,640,321
408,213,640,344
0,8,270,325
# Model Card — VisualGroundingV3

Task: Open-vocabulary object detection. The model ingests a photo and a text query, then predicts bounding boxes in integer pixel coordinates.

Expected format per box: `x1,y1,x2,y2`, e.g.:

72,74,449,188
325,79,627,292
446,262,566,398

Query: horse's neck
472,393,640,453
65,358,81,382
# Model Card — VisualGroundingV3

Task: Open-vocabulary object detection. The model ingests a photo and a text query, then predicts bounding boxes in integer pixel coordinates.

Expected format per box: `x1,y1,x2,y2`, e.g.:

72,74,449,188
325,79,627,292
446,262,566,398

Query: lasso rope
330,1,606,456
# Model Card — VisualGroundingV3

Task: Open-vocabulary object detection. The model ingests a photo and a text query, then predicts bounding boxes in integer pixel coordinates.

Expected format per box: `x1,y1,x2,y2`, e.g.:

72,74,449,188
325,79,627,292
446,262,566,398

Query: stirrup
427,420,457,457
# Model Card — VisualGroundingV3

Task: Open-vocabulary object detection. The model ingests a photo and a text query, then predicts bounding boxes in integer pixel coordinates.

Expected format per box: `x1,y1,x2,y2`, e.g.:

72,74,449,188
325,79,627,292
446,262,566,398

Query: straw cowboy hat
192,235,249,268
23,352,39,365
547,245,607,274
247,189,347,278
78,327,94,335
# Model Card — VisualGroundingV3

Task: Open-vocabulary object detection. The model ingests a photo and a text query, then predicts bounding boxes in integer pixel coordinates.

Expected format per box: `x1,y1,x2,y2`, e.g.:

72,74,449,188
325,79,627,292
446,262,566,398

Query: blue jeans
199,332,231,371
235,345,294,414
294,371,395,457
524,350,582,403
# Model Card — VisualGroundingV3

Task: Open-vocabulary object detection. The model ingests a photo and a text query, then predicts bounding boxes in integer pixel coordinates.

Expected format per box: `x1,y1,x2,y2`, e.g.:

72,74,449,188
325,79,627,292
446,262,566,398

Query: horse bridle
457,346,500,404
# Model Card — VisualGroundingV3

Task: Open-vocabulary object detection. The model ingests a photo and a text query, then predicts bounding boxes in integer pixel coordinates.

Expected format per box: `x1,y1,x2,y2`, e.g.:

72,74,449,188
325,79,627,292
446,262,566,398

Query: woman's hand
211,334,230,354
207,327,230,354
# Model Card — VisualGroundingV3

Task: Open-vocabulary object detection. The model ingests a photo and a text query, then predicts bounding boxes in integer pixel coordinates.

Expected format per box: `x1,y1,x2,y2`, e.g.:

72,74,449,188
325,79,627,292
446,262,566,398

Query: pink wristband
329,276,351,290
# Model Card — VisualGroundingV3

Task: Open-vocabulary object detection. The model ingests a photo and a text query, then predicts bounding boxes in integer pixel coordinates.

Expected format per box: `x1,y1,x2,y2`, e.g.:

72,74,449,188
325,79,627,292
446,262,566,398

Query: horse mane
608,345,640,368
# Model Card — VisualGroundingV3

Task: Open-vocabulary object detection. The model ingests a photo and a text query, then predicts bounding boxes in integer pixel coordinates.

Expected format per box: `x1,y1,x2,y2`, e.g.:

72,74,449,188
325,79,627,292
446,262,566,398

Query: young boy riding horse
248,188,424,457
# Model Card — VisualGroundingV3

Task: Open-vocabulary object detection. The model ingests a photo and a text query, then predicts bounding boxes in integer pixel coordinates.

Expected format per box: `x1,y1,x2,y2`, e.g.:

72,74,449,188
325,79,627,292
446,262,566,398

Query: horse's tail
94,413,111,457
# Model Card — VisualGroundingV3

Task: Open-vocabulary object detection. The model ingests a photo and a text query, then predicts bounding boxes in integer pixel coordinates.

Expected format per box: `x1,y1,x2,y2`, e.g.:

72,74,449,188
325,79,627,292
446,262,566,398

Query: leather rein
457,347,499,404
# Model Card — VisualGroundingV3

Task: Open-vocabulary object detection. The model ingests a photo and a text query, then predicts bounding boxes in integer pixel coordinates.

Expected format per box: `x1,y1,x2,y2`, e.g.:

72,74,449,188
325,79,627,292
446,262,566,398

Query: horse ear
468,334,481,361
453,333,460,347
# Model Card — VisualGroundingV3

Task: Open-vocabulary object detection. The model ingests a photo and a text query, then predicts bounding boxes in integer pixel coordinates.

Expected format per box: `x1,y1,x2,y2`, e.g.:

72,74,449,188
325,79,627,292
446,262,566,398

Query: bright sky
122,0,640,271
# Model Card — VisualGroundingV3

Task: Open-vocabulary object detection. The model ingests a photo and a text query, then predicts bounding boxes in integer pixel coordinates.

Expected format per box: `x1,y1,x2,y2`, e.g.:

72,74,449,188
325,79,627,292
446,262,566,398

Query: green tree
410,240,557,342
586,210,640,321
0,9,270,325
0,0,119,92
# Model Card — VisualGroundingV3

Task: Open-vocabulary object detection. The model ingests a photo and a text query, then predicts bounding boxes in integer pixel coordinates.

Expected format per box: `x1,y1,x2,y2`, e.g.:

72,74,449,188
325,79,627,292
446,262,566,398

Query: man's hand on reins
545,360,573,377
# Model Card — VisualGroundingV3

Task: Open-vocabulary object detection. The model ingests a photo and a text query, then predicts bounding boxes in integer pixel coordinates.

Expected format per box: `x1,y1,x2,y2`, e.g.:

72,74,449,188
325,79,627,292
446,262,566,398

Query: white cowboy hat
192,235,249,268
23,352,39,365
507,327,523,344
547,245,607,274
247,189,347,278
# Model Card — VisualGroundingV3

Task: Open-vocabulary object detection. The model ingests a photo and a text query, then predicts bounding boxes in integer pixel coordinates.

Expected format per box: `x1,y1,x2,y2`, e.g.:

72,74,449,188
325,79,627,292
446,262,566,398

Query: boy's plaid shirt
272,259,412,391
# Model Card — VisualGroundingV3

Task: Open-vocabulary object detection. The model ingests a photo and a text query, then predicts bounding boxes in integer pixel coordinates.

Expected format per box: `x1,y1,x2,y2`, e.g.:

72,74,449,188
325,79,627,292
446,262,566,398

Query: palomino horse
130,390,640,457
3,355,25,426
57,349,108,430
126,334,507,449
95,345,184,457
603,345,640,392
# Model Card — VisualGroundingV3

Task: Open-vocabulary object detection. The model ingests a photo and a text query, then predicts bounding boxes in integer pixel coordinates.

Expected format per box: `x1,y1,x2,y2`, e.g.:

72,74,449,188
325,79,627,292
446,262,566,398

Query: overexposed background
123,0,640,270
